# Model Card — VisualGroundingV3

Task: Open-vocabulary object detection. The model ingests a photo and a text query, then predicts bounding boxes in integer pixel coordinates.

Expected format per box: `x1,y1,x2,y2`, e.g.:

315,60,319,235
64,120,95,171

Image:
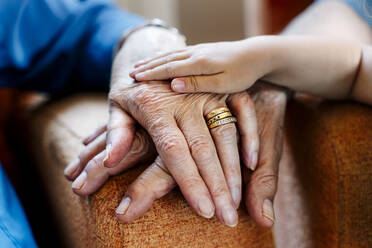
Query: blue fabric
0,164,37,248
0,0,145,247
318,0,372,28
0,0,146,93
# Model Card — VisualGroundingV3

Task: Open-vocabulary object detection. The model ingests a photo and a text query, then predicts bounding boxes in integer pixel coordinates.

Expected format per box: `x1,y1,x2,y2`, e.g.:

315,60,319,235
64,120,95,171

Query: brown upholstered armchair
23,92,372,248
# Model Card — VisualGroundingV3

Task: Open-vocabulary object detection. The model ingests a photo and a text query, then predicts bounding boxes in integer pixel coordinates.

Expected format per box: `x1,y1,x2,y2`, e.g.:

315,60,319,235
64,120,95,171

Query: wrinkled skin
70,79,245,227
66,81,287,228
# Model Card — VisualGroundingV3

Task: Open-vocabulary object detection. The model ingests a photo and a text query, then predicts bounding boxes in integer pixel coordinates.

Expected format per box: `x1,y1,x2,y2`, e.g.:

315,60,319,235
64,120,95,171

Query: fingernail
129,70,136,78
222,205,238,227
198,197,214,218
262,199,275,223
64,158,79,178
231,187,241,208
134,72,146,80
130,68,141,76
72,171,87,190
135,60,144,67
171,79,185,92
116,197,131,215
103,144,111,167
249,151,258,171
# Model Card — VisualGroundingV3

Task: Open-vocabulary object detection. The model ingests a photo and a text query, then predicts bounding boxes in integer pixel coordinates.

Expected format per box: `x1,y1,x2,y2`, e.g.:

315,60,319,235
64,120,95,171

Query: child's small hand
130,38,273,94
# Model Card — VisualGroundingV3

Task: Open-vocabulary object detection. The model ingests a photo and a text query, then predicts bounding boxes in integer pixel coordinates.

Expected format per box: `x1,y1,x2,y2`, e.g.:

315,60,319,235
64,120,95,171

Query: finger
82,125,107,145
227,92,259,171
209,122,241,209
146,116,215,220
133,49,186,69
134,59,197,81
116,157,176,223
170,74,230,94
130,52,190,78
245,104,285,228
204,101,241,208
64,132,106,181
72,129,157,196
104,103,135,168
178,113,238,227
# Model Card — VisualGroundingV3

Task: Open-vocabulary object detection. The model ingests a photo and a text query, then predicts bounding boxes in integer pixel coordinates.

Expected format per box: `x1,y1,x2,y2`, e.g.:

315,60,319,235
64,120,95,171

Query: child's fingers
170,74,236,94
130,52,190,78
133,49,186,68
134,59,199,81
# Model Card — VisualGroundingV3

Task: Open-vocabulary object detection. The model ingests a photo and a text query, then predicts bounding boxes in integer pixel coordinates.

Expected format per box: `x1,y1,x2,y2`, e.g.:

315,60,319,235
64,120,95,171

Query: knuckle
189,136,214,162
238,93,254,106
130,131,152,157
210,183,229,199
180,176,203,190
143,113,168,131
78,150,89,161
188,76,200,91
212,124,237,140
164,63,174,77
156,133,185,155
128,180,147,197
131,86,156,107
225,162,241,178
250,173,278,194
90,155,102,168
195,54,209,65
229,93,252,110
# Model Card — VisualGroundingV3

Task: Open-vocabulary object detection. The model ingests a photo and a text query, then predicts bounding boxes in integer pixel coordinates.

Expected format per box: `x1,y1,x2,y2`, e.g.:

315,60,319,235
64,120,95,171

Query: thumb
245,115,283,228
103,102,136,168
245,161,278,228
171,74,232,94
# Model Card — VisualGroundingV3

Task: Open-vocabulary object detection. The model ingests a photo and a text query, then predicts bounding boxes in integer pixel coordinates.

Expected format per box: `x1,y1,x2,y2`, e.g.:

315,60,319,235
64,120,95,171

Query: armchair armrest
284,99,372,248
26,93,274,248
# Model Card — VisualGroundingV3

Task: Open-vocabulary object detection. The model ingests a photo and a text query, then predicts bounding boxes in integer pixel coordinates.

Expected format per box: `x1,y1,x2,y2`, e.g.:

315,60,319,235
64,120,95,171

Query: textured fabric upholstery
27,94,372,247
27,94,274,248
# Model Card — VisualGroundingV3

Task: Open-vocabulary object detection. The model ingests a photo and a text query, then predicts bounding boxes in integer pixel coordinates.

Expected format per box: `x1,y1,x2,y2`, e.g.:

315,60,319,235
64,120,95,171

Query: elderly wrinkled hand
66,78,250,227
65,82,286,228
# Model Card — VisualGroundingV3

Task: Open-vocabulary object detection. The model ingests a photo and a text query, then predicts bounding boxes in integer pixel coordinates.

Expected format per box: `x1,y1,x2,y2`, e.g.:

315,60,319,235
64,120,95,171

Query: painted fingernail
262,199,275,223
171,79,186,92
116,197,131,215
249,151,258,171
103,144,111,167
222,205,238,227
72,171,87,190
64,158,79,178
198,197,214,219
231,187,241,208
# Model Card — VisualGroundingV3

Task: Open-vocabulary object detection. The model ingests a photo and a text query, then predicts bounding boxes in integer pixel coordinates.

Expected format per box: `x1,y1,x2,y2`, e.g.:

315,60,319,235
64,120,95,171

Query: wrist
111,27,186,88
242,36,282,81
115,19,186,57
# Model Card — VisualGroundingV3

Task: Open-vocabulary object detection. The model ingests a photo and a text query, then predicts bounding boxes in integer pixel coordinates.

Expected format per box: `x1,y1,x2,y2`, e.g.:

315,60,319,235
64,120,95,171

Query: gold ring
208,116,237,129
205,107,230,120
206,111,233,126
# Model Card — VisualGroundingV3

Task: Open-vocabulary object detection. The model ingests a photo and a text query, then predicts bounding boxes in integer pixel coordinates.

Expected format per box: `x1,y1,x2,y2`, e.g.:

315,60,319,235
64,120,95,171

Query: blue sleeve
0,0,146,93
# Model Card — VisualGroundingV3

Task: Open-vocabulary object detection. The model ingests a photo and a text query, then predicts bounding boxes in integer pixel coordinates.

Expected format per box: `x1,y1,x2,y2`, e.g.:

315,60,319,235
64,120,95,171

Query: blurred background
0,0,313,191
117,0,312,44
